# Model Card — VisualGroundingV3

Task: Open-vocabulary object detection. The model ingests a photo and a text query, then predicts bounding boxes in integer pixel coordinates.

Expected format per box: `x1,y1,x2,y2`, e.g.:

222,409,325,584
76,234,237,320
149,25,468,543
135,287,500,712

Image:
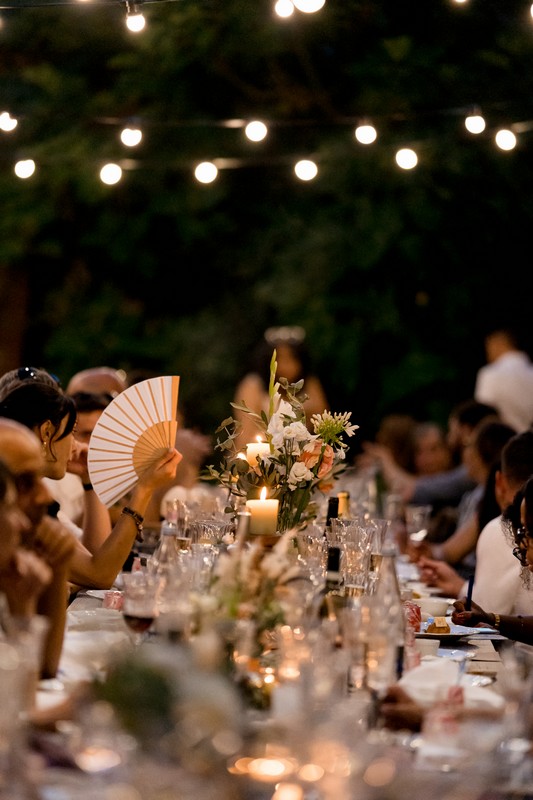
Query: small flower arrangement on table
204,350,358,533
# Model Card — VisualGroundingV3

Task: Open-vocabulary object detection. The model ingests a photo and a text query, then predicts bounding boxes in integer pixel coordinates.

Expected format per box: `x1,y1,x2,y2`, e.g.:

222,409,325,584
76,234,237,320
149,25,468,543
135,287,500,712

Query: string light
125,0,145,32
194,161,218,183
395,148,418,170
244,121,268,142
292,0,325,12
294,159,318,181
274,0,294,18
464,112,486,134
14,159,36,179
120,126,143,146
495,129,517,151
100,162,122,184
354,123,377,145
0,112,17,132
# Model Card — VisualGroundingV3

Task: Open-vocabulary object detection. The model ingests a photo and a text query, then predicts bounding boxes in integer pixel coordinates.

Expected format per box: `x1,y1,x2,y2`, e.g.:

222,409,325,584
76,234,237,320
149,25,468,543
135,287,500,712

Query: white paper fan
88,375,180,508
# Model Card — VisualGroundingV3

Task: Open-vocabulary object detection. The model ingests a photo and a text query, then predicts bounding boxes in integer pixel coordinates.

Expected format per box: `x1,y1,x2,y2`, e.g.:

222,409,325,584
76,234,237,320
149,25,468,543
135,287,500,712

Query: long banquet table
28,582,533,800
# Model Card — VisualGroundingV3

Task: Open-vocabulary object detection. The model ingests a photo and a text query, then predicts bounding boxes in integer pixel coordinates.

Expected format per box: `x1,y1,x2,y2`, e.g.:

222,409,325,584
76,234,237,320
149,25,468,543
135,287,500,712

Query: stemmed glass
121,573,160,647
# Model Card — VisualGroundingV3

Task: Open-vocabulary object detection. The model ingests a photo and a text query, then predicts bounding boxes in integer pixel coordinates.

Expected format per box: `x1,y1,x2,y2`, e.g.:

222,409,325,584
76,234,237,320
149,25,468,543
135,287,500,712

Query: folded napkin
399,657,504,710
67,608,124,632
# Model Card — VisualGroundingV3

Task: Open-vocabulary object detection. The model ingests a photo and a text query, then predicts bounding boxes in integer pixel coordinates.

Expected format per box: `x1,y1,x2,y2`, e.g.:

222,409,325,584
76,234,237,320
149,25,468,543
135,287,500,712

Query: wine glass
121,573,159,647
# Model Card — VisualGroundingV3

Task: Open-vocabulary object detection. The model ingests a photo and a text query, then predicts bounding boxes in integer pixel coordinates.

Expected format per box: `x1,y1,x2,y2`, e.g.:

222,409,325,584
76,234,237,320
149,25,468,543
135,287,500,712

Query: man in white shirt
418,429,533,615
475,327,533,432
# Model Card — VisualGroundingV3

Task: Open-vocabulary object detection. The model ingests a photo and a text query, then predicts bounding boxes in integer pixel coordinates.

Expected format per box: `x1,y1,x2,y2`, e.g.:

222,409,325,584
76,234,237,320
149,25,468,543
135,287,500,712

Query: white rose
288,461,313,487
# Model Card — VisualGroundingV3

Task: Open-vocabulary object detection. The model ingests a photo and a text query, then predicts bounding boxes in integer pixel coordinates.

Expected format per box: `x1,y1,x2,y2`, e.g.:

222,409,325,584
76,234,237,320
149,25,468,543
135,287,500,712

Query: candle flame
255,435,264,443
260,486,267,501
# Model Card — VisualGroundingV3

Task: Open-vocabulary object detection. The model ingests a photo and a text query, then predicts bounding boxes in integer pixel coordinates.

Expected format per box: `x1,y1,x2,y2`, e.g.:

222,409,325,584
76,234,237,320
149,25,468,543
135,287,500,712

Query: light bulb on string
292,0,325,12
274,0,294,17
495,129,517,151
395,148,418,170
14,159,35,179
245,121,268,142
120,126,142,147
354,123,377,144
100,163,123,185
195,162,218,184
294,159,318,181
464,112,485,134
125,1,146,33
0,112,17,133
531,3,533,20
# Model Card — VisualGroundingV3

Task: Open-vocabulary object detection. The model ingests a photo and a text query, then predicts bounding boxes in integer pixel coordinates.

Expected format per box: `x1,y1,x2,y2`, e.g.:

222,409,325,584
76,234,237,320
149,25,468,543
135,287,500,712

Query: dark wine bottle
324,496,339,539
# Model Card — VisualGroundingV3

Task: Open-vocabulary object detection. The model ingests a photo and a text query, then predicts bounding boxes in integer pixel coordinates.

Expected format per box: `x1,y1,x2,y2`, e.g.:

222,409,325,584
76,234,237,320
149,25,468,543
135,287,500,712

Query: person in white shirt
418,429,533,615
475,327,533,432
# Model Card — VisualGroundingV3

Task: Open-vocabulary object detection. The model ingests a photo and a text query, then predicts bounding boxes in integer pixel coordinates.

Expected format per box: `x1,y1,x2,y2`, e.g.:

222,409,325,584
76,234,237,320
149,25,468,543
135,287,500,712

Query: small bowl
415,596,451,618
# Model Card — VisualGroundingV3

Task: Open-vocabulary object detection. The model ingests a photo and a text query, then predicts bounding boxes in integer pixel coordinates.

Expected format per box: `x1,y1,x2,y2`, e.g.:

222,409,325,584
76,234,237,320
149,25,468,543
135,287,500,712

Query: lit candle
246,487,279,536
245,437,270,468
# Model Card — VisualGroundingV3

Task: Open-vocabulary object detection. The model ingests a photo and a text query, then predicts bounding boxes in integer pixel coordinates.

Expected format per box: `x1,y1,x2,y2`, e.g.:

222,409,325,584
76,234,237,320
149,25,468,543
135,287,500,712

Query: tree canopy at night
0,0,532,441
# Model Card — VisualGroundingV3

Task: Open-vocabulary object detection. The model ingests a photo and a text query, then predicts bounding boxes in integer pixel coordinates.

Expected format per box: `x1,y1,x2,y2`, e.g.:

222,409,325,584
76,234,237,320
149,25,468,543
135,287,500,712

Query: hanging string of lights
1,0,532,184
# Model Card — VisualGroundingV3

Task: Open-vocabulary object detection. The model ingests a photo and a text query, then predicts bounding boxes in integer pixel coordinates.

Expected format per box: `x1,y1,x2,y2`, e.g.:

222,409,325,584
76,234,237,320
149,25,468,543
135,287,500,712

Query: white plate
85,589,107,600
416,619,490,641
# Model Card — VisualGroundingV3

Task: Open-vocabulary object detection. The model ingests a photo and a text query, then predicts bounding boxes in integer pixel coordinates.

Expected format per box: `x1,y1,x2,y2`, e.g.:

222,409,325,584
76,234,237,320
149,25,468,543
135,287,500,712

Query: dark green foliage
1,0,532,439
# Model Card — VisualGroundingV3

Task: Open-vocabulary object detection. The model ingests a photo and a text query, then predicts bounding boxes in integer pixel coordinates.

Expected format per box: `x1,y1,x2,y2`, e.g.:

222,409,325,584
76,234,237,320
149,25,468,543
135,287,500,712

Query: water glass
121,573,160,647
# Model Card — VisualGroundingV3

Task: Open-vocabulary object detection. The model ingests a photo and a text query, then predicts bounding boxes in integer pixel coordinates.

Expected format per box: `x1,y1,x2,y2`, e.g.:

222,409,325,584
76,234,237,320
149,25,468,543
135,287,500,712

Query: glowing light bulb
355,124,377,144
126,12,145,32
195,161,218,183
275,0,294,17
292,0,325,11
100,163,123,185
245,121,268,142
495,129,517,151
464,114,485,134
294,159,318,181
0,112,17,132
120,127,143,147
14,159,35,179
395,148,418,169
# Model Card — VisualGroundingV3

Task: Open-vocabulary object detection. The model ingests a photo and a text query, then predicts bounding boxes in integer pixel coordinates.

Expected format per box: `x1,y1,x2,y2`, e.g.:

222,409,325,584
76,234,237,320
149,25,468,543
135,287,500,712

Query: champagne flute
121,573,159,647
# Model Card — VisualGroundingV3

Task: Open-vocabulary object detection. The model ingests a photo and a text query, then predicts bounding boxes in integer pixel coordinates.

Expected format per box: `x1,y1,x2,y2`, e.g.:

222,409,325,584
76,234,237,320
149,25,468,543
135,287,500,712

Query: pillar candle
245,439,270,468
246,487,279,536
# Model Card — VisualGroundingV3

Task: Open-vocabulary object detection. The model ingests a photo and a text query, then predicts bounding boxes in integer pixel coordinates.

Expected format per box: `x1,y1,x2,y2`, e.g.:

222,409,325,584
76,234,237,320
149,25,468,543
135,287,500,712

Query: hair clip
264,326,306,346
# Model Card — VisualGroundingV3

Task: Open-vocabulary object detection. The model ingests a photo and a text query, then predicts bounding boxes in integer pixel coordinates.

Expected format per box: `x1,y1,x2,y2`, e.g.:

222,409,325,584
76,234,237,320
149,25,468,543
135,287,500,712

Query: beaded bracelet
493,613,500,629
121,506,144,541
82,482,93,491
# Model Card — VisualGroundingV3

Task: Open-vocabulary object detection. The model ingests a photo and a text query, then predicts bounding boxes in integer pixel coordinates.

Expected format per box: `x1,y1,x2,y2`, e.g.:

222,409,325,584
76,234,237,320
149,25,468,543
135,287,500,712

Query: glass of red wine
121,572,160,647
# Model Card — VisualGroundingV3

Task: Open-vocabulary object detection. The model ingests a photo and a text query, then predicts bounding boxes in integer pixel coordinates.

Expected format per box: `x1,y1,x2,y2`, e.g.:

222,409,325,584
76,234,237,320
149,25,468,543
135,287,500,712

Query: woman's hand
137,448,182,491
379,684,424,731
418,556,464,597
452,598,493,628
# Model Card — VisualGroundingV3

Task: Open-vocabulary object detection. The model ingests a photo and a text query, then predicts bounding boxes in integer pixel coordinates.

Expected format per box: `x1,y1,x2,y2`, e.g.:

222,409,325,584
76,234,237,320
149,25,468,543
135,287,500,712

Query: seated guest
418,430,533,615
48,389,114,540
452,474,533,646
0,456,52,621
0,379,182,593
407,418,516,578
65,366,127,398
362,400,498,513
0,419,75,678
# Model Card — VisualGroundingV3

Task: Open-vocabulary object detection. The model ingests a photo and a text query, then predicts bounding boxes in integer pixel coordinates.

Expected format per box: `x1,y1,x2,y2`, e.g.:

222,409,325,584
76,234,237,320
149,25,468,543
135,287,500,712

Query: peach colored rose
300,441,335,479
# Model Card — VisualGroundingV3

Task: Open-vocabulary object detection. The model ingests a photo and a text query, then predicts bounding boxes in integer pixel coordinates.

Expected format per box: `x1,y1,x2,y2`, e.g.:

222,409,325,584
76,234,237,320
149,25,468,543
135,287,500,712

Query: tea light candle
246,487,279,536
245,437,270,468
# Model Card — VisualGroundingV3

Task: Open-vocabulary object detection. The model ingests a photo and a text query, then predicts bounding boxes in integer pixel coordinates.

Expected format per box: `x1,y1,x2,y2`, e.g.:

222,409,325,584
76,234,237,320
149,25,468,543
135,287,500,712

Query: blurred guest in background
233,326,329,450
418,429,533,613
475,326,533,432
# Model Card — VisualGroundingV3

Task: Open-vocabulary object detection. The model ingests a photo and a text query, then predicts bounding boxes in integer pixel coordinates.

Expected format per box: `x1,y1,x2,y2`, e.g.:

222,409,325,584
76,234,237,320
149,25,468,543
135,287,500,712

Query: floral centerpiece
205,350,358,532
207,528,300,644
